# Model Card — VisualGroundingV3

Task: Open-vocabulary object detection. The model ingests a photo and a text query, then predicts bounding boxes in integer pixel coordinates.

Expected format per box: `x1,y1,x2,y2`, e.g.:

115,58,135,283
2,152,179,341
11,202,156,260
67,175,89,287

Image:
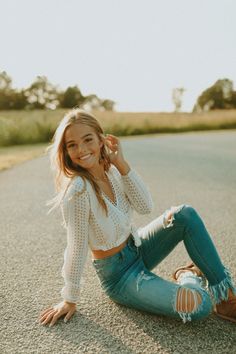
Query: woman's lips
79,153,93,160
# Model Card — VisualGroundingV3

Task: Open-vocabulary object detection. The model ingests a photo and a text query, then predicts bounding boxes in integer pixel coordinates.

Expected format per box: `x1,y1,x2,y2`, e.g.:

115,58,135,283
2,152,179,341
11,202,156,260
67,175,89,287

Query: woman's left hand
102,134,126,167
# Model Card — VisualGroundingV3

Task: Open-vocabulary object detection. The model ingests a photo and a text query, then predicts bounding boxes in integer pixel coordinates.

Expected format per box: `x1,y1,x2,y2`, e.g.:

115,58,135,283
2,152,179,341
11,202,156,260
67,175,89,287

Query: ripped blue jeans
92,204,236,323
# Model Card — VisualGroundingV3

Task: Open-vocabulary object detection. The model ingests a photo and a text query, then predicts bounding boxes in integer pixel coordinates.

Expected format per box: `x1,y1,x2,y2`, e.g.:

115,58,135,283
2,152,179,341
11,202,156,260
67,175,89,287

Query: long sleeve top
60,164,154,303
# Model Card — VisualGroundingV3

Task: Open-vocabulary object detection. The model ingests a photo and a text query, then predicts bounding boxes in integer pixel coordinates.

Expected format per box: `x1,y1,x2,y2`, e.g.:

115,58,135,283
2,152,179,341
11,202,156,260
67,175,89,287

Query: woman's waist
91,234,133,260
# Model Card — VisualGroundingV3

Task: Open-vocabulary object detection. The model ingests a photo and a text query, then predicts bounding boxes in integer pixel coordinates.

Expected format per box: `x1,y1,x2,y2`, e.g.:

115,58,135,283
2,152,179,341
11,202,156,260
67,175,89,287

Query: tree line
1,70,236,112
0,71,115,111
172,79,236,112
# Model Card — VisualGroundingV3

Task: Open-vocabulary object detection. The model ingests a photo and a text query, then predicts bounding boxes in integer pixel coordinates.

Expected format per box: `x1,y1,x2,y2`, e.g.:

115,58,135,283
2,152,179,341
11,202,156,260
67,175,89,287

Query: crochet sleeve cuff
121,168,154,214
60,177,90,303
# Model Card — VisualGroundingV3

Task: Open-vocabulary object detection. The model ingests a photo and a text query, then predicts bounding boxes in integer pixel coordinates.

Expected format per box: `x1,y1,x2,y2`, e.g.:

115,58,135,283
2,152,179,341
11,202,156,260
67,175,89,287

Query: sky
1,0,236,112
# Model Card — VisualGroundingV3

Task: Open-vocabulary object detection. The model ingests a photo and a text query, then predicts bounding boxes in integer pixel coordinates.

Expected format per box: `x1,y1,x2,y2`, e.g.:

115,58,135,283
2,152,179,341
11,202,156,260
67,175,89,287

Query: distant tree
81,94,102,111
0,71,27,109
24,76,60,109
193,78,236,112
0,70,116,111
8,90,28,109
230,91,236,107
0,71,12,109
81,95,116,111
59,86,85,108
0,70,12,90
172,87,185,112
100,99,116,111
0,91,10,109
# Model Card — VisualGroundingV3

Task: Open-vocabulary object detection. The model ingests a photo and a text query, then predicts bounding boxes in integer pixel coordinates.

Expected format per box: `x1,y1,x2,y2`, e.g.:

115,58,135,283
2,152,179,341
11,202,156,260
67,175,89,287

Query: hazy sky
1,0,236,112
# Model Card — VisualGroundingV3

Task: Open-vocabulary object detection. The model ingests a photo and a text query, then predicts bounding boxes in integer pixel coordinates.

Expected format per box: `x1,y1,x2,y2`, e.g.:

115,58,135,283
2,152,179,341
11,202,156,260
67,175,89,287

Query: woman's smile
79,153,93,161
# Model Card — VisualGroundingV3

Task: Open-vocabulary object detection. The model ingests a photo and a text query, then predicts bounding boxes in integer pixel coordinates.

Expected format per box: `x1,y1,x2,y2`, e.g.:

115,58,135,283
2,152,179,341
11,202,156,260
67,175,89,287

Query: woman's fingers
39,308,54,321
49,307,76,327
106,133,117,139
64,309,75,323
49,312,61,327
105,134,119,143
39,307,54,317
104,136,119,149
40,310,57,325
38,301,77,327
106,141,118,151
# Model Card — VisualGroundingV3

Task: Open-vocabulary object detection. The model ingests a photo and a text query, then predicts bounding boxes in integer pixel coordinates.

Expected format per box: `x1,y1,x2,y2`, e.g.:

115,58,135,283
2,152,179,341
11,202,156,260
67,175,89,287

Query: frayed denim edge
207,266,236,304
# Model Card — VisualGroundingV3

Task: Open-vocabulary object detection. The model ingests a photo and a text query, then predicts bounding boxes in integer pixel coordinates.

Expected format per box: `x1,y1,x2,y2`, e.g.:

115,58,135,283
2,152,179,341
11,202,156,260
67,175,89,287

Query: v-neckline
101,171,118,207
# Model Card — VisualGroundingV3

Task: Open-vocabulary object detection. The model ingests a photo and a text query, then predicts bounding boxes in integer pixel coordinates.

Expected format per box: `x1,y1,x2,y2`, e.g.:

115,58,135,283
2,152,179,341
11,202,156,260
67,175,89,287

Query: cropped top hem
90,229,139,251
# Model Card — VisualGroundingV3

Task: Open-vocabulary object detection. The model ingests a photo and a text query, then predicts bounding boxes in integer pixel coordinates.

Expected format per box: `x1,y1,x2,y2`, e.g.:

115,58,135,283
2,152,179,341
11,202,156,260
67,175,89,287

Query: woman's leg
137,204,236,306
116,252,213,323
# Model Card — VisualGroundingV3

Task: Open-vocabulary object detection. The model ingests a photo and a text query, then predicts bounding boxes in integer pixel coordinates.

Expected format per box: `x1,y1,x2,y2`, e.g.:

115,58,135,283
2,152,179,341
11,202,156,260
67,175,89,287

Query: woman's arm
60,177,90,304
115,161,154,215
102,134,154,215
38,177,90,327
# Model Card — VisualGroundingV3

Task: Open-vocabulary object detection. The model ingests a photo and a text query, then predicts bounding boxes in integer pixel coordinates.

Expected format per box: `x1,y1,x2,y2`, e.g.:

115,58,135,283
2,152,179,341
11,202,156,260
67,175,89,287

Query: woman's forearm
114,160,131,176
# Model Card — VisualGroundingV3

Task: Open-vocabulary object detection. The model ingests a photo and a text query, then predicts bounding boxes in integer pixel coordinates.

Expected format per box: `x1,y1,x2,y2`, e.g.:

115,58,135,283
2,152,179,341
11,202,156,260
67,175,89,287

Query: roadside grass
0,143,48,171
1,109,236,147
1,109,236,171
94,110,236,136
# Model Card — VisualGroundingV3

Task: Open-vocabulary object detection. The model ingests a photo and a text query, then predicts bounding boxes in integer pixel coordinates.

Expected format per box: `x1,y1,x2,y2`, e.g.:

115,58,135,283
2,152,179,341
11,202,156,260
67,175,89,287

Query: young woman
38,108,236,327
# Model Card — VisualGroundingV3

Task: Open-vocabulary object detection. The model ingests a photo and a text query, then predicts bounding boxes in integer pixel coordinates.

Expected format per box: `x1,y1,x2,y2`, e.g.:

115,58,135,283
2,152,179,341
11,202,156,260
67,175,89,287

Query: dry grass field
0,143,48,171
1,109,236,147
1,109,236,171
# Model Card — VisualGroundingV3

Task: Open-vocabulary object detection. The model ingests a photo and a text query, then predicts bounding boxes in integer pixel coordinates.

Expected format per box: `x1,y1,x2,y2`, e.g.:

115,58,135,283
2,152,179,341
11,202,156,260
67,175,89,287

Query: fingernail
64,318,68,323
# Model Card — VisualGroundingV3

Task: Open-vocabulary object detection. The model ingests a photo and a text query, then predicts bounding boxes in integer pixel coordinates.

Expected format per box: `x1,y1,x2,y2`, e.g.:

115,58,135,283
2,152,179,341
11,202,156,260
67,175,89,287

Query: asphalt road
1,130,236,354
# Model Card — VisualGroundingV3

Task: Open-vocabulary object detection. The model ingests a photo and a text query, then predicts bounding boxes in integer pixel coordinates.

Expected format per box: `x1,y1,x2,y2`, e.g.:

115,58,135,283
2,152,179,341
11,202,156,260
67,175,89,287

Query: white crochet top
60,164,154,303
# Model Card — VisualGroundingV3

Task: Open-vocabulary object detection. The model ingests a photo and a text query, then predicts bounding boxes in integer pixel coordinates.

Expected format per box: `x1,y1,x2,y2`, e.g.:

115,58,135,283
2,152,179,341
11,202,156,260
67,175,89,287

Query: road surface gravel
1,130,236,354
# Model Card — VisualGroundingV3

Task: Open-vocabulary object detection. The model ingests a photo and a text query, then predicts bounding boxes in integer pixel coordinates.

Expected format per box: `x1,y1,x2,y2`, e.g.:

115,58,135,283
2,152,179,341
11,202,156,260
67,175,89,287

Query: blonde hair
46,108,111,216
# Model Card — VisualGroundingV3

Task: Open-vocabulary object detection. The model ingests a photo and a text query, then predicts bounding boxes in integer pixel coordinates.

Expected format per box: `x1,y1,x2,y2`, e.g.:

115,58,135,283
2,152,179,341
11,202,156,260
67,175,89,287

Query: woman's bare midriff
91,237,129,260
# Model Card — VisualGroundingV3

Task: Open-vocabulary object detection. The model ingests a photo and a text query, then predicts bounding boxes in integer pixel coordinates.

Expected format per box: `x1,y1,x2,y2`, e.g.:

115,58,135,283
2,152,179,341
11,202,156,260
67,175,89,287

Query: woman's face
64,123,103,171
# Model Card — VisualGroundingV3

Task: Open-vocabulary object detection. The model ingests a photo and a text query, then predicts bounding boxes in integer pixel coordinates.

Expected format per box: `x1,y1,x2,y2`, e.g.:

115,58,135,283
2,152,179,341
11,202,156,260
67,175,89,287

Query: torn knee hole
163,205,184,228
176,288,202,313
163,210,175,228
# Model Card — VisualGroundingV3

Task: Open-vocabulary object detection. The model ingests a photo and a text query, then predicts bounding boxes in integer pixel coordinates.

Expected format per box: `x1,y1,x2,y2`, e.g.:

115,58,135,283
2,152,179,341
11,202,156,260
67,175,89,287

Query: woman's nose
77,142,87,154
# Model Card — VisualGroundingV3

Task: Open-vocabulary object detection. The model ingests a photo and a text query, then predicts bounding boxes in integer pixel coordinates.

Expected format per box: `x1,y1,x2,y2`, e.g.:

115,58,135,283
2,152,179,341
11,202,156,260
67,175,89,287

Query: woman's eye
68,144,75,148
85,138,92,142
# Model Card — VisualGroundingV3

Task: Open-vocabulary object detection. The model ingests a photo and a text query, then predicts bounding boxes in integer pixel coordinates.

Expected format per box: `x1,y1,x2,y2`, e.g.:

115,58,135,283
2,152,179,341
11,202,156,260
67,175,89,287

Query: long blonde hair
46,108,111,216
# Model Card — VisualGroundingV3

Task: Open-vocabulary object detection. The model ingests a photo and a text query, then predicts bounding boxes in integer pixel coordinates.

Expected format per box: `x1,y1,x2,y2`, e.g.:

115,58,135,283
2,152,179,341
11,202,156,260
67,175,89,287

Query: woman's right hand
38,301,77,327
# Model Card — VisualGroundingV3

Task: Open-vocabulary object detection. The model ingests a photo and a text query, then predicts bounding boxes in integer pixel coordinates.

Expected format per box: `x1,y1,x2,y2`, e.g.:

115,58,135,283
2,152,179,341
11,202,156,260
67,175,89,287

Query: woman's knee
163,204,186,228
163,204,197,229
175,204,201,227
174,287,213,323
